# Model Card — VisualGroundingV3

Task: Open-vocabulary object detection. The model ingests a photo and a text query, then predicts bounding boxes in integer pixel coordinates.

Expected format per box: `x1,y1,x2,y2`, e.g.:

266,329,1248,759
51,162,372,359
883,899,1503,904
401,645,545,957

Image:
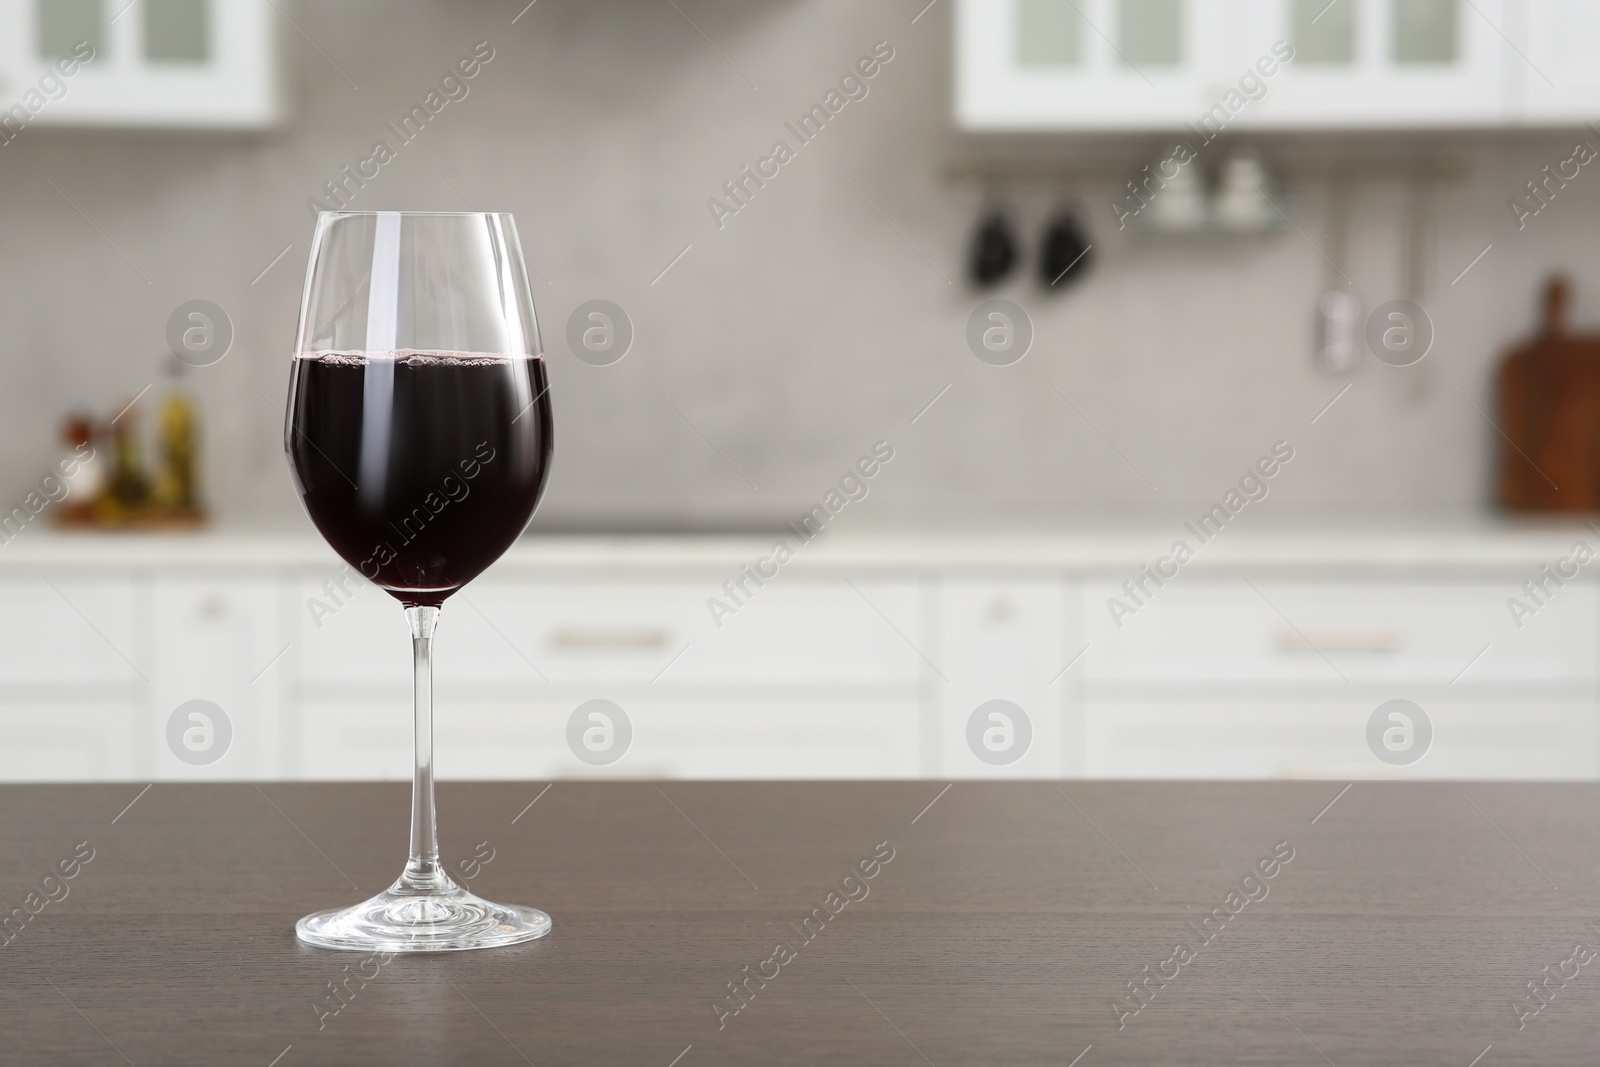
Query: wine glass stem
404,605,443,888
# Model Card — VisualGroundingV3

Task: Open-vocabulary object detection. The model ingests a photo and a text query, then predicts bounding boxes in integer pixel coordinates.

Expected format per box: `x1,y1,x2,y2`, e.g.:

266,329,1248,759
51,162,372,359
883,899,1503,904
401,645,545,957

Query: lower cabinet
1084,700,1598,780
151,579,285,779
0,577,146,779
297,699,925,780
1078,577,1599,780
1,560,1596,781
935,579,1071,778
0,702,143,780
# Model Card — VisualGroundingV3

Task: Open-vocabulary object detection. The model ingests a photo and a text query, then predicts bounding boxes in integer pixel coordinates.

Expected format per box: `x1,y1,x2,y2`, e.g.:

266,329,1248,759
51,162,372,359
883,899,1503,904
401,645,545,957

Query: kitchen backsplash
1,0,1595,529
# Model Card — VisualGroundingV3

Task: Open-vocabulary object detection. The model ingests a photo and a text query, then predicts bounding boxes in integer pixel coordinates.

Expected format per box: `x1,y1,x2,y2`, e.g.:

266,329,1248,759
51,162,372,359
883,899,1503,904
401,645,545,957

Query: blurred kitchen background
4,0,1600,783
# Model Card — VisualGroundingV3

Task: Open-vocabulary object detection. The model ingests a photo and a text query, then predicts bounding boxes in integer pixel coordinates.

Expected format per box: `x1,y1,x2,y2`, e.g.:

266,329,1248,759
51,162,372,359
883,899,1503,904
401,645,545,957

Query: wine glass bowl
285,211,554,952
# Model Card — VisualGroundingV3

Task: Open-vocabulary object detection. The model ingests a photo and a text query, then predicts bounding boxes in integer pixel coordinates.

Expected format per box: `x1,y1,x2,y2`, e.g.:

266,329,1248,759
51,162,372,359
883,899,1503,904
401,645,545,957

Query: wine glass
284,211,554,951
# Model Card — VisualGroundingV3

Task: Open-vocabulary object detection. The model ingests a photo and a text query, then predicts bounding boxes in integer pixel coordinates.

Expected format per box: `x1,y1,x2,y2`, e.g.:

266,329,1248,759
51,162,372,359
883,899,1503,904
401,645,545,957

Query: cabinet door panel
297,700,924,780
937,579,1067,777
0,580,141,685
1083,580,1594,686
152,580,283,778
0,703,140,780
1085,700,1595,778
959,0,1223,130
1254,0,1507,127
1515,0,1600,123
959,0,1515,130
296,578,925,688
0,0,279,127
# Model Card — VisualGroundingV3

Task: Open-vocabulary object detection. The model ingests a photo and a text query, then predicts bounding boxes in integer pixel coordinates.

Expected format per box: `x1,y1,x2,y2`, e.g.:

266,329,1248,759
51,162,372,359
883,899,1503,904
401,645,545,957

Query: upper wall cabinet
957,0,1600,131
0,0,280,129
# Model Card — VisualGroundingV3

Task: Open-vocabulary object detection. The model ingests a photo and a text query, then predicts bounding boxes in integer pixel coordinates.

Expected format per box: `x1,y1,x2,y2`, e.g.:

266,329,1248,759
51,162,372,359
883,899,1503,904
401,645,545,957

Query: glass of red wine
285,211,553,951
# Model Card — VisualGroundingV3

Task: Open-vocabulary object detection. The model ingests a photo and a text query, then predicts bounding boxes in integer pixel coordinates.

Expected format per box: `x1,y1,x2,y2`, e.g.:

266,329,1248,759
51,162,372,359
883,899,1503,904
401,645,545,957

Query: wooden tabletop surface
1,780,1597,1065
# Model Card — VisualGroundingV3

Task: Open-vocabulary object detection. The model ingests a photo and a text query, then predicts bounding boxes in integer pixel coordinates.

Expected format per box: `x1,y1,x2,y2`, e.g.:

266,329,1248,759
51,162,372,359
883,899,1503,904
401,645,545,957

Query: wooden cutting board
1497,277,1600,511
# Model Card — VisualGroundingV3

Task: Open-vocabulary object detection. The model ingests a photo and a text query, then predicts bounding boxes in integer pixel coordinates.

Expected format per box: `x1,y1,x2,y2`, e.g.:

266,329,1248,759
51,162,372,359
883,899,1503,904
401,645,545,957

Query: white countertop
2,516,1596,576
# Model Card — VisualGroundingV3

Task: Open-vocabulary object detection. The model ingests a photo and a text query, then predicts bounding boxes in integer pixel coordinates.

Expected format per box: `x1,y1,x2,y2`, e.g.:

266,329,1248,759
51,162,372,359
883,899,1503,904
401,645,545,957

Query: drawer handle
548,627,671,652
1278,625,1401,654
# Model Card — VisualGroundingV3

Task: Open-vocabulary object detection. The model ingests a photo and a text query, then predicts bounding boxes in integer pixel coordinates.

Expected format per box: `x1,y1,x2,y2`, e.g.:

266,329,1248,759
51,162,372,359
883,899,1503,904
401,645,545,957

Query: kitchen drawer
152,580,285,779
295,578,925,687
0,703,142,780
0,580,142,684
1083,580,1596,686
937,579,1067,778
296,699,923,780
1084,701,1596,780
291,575,406,683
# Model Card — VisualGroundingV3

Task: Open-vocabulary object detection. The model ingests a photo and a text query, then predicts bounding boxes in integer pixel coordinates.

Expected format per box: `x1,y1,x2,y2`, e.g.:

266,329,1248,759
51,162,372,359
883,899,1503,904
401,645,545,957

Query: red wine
286,351,553,606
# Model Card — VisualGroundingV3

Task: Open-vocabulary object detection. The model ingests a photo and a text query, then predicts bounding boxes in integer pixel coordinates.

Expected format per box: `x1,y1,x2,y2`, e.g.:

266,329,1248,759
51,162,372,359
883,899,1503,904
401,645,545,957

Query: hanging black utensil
1039,206,1092,291
968,206,1019,288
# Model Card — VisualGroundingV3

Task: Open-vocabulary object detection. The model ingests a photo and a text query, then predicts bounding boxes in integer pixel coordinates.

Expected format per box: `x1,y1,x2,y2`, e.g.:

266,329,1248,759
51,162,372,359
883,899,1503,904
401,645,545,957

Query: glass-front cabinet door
1517,0,1600,123
1252,0,1506,127
0,0,280,128
959,0,1223,129
958,0,1599,130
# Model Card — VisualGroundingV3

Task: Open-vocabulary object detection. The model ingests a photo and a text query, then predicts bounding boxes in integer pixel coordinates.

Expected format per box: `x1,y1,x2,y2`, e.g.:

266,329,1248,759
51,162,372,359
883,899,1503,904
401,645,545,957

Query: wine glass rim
315,210,514,219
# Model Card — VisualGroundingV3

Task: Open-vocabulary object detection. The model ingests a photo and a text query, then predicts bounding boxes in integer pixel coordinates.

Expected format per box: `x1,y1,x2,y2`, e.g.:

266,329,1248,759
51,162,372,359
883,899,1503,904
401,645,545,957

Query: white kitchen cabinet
0,0,280,130
1255,0,1509,128
0,577,143,688
300,697,925,781
288,574,930,780
151,579,285,779
1078,574,1598,780
957,0,1597,130
0,529,1596,782
958,0,1225,131
0,701,142,780
935,579,1071,777
0,577,146,778
451,579,925,688
1081,578,1596,690
1515,0,1600,123
294,578,925,690
1084,700,1596,778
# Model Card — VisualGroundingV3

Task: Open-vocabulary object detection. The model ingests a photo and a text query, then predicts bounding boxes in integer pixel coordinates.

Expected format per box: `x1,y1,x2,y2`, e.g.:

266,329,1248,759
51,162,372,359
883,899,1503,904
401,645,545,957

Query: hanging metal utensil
969,196,1020,288
1400,176,1433,403
1314,183,1360,375
1039,201,1093,291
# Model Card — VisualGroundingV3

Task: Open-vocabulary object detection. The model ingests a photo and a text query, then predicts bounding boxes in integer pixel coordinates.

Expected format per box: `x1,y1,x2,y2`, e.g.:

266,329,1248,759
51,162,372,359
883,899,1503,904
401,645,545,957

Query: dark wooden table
1,781,1597,1065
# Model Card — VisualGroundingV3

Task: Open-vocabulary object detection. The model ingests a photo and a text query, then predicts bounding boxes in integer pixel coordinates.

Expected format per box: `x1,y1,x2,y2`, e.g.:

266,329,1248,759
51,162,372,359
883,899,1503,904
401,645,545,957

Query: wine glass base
296,874,551,953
